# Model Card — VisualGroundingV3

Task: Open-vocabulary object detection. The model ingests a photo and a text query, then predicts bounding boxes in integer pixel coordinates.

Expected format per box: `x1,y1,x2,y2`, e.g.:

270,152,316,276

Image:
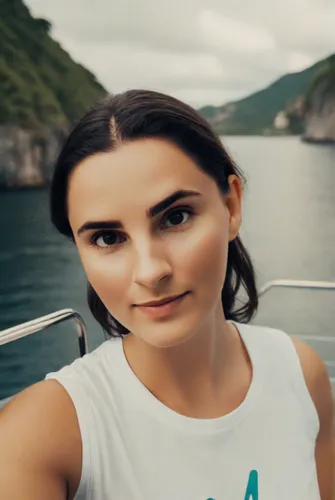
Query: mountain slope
199,57,330,135
0,0,106,128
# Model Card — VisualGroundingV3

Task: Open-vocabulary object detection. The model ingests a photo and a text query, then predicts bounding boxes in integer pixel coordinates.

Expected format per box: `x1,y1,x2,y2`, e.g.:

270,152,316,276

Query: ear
225,175,243,241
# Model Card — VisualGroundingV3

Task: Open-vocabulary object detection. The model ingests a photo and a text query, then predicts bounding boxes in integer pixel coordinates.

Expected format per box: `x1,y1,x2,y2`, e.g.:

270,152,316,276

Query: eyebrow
76,189,202,236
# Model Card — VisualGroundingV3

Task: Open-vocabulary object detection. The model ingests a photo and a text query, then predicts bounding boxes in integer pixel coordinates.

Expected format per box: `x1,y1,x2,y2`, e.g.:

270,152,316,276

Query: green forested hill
0,0,106,128
199,56,333,135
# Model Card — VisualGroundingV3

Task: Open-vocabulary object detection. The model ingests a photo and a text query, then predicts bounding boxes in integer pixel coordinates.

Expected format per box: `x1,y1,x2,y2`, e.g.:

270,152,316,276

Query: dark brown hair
50,89,258,337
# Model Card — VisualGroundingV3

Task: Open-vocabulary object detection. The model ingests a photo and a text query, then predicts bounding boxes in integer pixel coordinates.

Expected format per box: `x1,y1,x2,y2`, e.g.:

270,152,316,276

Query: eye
163,207,193,228
91,231,125,249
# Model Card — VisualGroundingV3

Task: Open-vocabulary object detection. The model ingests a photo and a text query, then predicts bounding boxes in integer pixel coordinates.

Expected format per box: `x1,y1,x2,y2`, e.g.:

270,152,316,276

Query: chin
138,317,201,349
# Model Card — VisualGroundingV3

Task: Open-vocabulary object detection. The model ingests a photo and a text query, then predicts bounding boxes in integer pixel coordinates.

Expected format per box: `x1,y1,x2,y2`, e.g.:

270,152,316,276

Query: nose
132,239,172,289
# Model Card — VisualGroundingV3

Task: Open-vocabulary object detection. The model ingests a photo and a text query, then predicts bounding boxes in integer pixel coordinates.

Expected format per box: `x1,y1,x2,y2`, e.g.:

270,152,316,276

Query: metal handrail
1,279,334,357
258,279,335,344
257,278,335,385
0,308,88,357
259,279,335,297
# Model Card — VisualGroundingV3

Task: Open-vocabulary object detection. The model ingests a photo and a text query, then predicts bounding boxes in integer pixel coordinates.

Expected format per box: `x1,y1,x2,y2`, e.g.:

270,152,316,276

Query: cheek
178,222,229,292
77,249,130,311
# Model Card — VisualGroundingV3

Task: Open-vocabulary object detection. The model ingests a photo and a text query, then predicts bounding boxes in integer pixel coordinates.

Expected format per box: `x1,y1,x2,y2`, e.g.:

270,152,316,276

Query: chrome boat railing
0,309,88,408
0,308,88,356
1,279,335,407
259,279,335,297
258,279,335,388
258,278,335,343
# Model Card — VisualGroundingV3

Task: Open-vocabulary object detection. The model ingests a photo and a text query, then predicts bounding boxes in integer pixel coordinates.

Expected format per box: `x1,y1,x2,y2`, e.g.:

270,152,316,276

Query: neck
122,307,252,419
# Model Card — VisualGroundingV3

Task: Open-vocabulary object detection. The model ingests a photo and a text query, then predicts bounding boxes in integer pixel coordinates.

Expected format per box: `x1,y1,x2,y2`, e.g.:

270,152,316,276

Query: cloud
217,0,335,56
25,0,335,107
197,9,275,55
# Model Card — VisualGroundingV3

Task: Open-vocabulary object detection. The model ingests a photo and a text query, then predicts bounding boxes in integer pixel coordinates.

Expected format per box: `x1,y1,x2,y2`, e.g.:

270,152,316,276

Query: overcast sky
25,0,334,108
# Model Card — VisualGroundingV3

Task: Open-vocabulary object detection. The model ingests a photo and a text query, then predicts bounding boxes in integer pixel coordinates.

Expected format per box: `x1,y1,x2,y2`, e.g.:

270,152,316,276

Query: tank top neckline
107,321,263,434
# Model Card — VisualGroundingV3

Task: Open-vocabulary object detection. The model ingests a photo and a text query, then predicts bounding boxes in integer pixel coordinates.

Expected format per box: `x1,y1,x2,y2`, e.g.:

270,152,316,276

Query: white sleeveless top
45,322,320,500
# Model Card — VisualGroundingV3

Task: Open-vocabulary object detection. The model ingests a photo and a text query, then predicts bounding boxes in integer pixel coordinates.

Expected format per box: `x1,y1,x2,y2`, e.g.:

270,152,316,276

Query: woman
0,90,333,500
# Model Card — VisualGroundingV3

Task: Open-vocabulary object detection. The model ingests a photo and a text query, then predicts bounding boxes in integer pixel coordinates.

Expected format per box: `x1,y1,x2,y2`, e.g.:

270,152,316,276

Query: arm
0,380,82,500
292,338,335,500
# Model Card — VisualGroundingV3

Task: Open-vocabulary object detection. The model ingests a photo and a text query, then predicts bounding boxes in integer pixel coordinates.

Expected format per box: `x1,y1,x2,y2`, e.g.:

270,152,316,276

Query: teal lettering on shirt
244,470,258,500
206,469,259,500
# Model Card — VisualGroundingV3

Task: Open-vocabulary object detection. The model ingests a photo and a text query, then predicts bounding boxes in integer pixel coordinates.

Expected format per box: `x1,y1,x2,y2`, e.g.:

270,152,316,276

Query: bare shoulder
292,339,335,498
291,337,333,418
0,379,82,500
291,337,329,389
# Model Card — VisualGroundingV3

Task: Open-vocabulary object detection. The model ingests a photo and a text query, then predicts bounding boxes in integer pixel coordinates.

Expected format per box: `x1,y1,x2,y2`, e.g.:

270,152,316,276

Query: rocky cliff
303,98,335,144
0,125,68,188
272,55,335,143
0,0,106,188
302,56,335,143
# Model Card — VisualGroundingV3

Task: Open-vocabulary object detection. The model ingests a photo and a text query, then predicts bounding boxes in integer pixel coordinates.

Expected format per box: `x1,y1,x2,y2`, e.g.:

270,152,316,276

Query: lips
135,292,189,318
136,292,188,307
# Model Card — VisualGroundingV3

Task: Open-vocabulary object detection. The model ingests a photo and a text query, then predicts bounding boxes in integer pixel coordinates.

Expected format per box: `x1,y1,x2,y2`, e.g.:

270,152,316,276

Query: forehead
68,138,215,223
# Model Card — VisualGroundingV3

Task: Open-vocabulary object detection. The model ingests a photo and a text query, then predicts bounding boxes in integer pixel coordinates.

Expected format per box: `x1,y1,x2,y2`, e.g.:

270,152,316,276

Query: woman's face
68,138,242,348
